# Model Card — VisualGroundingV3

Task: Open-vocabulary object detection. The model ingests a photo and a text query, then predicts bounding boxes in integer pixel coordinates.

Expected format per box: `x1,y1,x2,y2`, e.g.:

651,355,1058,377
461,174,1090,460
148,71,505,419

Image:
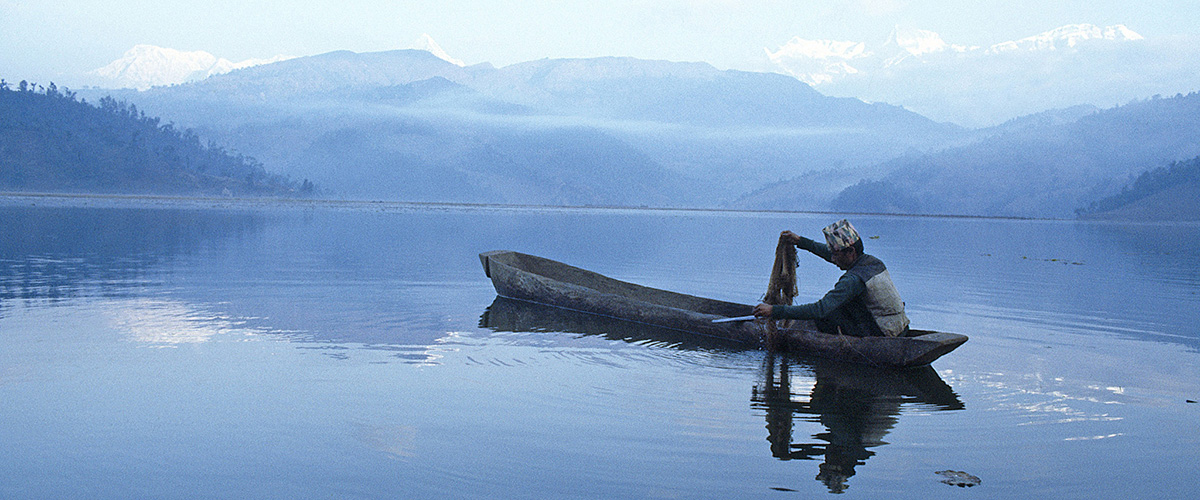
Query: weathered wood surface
480,250,967,367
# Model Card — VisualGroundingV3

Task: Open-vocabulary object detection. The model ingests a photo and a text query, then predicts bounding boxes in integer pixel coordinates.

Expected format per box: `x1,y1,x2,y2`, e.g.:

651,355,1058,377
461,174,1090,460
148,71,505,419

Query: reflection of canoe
480,250,968,368
481,296,743,350
759,355,965,414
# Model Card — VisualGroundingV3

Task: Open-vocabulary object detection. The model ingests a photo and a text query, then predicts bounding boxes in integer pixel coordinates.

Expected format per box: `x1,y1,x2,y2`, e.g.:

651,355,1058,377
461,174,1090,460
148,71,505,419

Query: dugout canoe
479,250,967,368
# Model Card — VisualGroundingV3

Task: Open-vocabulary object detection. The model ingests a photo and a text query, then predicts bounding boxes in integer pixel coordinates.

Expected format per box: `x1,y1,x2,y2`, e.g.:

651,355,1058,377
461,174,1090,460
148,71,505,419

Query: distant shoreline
0,190,1132,223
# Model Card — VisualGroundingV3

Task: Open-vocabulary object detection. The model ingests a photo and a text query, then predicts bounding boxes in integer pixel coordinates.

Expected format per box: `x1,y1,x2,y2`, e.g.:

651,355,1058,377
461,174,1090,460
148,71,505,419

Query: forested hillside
1077,155,1200,220
823,92,1200,218
0,80,311,197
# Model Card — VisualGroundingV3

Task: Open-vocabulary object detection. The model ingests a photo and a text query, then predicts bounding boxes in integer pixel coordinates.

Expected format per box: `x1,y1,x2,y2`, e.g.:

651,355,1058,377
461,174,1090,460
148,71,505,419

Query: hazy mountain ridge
476,57,951,129
82,49,961,206
826,92,1200,218
165,50,481,101
61,46,1200,219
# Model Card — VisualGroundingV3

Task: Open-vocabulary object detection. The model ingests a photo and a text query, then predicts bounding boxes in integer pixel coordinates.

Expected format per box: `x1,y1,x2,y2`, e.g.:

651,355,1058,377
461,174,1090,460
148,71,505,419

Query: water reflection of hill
0,205,263,301
480,296,964,494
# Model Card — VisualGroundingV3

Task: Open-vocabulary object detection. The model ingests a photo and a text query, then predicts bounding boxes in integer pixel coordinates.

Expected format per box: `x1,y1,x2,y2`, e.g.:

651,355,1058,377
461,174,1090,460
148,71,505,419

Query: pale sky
3,0,1196,85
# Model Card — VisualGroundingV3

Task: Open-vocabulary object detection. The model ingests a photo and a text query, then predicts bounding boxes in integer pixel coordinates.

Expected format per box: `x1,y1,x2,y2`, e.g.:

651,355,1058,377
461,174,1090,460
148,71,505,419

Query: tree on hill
1076,155,1200,217
0,79,314,197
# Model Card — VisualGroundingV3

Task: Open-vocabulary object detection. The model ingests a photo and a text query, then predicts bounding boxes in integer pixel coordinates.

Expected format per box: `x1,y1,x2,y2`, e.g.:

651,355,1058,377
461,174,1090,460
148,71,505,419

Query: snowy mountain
90,45,293,90
91,35,467,91
764,38,867,85
878,26,975,67
407,33,465,67
766,23,1176,126
986,24,1143,53
768,23,1138,87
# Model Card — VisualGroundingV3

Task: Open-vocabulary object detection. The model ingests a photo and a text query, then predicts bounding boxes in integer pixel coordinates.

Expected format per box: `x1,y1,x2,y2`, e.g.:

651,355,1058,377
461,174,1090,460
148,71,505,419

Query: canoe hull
480,250,967,368
482,250,762,343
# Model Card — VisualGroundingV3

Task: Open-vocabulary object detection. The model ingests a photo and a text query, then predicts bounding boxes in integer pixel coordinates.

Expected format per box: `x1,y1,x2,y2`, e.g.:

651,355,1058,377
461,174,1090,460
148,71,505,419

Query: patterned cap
822,219,860,251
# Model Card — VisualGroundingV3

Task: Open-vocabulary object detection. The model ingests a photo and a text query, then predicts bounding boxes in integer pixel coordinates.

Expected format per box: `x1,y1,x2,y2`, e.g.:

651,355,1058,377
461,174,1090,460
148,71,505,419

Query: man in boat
752,219,910,337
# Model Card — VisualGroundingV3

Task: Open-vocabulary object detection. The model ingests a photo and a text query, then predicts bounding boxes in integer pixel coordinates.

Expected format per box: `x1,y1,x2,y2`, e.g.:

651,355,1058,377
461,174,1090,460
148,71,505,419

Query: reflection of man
757,353,797,460
754,219,909,337
754,354,900,494
807,377,894,493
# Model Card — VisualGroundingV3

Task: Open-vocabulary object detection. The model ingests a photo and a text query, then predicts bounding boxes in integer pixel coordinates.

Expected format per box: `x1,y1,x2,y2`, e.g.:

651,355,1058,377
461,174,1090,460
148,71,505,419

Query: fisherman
753,219,909,337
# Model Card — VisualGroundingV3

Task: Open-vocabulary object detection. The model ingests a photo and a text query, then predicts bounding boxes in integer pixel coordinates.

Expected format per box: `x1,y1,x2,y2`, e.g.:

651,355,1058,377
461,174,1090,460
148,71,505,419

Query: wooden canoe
479,250,967,368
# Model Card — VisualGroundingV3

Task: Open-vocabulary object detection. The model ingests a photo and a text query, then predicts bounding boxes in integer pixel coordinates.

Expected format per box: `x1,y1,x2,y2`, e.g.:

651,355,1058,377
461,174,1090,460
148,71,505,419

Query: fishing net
763,233,798,306
761,233,798,349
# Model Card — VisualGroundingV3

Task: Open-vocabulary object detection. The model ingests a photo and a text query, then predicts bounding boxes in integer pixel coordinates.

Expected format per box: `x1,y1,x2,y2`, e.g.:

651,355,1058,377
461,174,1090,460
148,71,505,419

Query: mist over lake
2,196,1196,498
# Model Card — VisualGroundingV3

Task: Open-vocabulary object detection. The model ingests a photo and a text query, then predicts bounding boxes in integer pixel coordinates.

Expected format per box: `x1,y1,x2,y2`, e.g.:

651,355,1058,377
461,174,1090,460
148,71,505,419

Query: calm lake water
1,196,1197,499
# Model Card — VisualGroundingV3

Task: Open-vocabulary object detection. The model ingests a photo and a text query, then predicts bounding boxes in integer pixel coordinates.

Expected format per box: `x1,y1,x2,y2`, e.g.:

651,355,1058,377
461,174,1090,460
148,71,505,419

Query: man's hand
780,230,801,245
753,303,773,318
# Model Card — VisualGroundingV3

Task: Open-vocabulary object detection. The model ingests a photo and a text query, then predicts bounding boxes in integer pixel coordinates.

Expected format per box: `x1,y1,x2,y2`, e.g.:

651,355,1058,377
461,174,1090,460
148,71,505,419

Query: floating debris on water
1187,399,1196,404
936,470,981,487
1020,256,1085,265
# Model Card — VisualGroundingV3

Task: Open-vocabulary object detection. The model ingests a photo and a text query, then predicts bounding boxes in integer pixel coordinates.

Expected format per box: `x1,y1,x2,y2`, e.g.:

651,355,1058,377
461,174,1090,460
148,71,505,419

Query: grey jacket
769,237,910,336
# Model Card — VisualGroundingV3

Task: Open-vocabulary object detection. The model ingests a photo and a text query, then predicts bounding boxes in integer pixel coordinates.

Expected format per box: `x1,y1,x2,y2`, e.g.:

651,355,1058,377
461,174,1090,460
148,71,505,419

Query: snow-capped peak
885,26,950,56
767,23,1146,87
764,37,869,85
408,34,465,67
987,24,1143,53
90,45,294,90
767,37,869,61
880,26,975,67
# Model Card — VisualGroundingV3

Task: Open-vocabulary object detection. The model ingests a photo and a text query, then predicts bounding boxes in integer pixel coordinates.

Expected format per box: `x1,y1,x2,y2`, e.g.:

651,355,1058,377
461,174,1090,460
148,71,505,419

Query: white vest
862,268,909,336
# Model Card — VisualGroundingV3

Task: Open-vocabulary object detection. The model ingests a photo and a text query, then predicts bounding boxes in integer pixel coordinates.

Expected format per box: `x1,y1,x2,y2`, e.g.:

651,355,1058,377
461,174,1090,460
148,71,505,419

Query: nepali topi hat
823,219,860,251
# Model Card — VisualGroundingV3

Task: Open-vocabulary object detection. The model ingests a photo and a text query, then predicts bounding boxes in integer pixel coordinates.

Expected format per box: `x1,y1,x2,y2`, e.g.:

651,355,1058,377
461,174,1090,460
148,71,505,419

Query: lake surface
2,195,1197,499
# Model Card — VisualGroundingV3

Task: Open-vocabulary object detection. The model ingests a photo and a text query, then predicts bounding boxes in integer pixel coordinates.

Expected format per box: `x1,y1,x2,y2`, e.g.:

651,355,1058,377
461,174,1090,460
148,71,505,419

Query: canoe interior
482,250,752,318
